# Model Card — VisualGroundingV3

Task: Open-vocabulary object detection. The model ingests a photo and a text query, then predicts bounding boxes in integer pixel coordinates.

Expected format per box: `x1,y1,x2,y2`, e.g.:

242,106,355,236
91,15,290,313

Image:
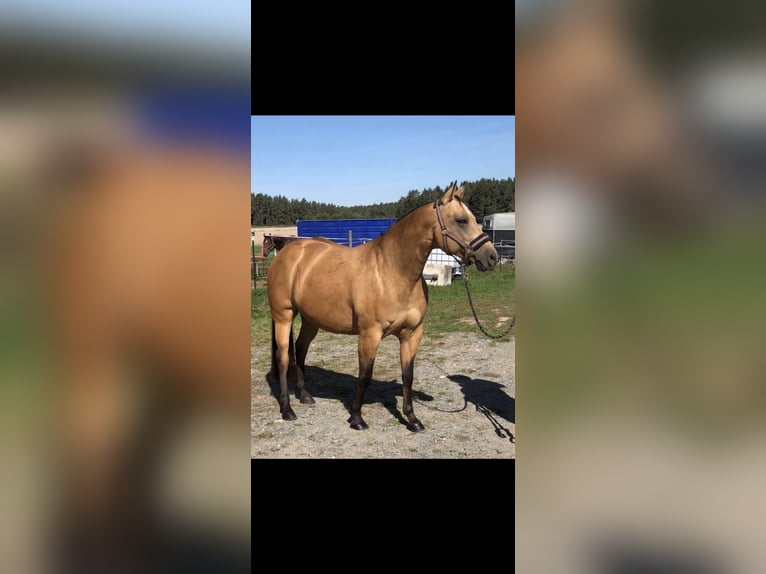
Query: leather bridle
433,198,492,262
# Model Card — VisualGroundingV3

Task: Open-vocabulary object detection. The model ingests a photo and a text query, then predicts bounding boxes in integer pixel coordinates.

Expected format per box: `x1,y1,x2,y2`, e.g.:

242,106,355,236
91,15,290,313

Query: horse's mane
395,204,425,223
379,193,466,238
379,199,437,237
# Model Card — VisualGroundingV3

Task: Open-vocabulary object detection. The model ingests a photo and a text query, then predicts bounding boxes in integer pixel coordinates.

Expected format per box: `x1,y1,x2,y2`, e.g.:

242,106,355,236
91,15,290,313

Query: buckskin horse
267,182,498,431
45,141,250,570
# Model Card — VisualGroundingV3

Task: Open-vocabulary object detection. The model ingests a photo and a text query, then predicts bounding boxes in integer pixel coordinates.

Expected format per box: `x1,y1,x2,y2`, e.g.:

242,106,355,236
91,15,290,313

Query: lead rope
457,259,516,339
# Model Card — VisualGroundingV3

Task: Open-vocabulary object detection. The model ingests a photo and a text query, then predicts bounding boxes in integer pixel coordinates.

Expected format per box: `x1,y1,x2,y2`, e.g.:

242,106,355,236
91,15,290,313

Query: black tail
288,323,296,366
271,319,277,380
270,319,296,380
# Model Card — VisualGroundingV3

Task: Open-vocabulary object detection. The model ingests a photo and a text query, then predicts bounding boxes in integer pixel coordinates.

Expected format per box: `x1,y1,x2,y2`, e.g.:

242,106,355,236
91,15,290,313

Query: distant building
482,212,515,261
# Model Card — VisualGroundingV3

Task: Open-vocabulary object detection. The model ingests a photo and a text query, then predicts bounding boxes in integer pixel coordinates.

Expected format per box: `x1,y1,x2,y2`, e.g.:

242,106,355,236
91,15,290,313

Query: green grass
251,264,515,344
424,265,515,338
521,224,766,443
251,287,272,349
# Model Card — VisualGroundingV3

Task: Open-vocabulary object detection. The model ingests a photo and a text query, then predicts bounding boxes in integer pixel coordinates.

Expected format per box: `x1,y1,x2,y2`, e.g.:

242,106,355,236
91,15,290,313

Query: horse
261,234,299,255
267,182,499,432
44,142,251,570
262,235,275,256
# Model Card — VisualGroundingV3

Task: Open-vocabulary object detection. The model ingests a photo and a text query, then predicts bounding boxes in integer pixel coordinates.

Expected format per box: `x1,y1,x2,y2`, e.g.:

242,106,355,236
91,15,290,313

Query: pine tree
251,177,514,225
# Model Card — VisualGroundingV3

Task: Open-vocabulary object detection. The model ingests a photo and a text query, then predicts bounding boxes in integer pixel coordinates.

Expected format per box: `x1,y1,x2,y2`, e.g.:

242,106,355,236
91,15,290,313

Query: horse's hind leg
295,319,319,404
273,318,297,421
348,331,382,430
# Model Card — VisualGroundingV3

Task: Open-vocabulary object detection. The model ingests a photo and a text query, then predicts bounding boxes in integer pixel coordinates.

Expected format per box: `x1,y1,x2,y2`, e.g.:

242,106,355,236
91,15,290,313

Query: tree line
251,177,514,226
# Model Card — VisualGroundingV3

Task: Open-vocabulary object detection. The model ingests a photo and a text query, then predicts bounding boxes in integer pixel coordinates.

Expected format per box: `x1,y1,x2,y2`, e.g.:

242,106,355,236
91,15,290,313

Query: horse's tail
271,319,277,380
288,322,296,366
270,318,296,380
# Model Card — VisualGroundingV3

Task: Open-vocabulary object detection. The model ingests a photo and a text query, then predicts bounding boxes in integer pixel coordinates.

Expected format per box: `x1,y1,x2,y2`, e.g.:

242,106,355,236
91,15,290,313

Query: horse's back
267,238,362,332
268,237,351,285
49,147,249,404
268,237,352,288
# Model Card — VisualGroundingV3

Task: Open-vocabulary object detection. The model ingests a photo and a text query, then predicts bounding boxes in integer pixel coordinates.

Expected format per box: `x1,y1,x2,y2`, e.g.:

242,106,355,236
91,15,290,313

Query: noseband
433,199,492,261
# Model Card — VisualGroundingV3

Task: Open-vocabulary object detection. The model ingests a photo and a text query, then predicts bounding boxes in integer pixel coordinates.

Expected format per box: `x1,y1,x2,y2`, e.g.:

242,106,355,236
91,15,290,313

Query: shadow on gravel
265,366,433,427
447,374,515,443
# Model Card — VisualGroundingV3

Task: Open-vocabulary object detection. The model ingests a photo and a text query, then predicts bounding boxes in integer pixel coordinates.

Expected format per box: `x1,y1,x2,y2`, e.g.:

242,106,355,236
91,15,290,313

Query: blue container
297,218,396,248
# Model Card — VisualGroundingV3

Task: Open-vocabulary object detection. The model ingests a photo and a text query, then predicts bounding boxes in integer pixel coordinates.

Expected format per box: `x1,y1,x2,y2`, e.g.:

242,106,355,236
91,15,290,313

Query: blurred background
0,2,250,572
516,0,766,572
8,0,766,570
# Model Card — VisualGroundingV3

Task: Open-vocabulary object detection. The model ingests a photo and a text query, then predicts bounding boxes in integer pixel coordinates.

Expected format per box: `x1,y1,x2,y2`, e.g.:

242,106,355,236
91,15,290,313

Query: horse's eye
456,218,468,226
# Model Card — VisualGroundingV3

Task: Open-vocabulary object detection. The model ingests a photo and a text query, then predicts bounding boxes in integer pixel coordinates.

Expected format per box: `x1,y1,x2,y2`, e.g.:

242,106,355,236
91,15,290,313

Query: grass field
251,263,515,349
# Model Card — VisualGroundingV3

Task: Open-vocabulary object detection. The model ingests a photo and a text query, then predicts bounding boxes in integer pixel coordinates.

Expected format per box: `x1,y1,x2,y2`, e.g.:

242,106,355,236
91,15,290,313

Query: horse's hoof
282,409,297,421
406,421,425,432
300,395,315,405
349,420,369,431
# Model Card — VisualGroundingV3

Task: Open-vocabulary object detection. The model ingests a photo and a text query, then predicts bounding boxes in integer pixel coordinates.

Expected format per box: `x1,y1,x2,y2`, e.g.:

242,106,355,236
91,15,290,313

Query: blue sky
251,116,515,206
1,1,249,54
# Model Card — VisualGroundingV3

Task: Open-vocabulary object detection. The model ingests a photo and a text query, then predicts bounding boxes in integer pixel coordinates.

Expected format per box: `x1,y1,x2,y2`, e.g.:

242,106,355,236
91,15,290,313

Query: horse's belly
293,281,357,334
298,301,357,335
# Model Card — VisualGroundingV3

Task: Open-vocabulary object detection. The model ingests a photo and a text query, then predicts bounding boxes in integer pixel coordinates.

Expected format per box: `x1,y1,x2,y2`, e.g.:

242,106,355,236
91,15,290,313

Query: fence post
251,239,256,287
348,230,352,247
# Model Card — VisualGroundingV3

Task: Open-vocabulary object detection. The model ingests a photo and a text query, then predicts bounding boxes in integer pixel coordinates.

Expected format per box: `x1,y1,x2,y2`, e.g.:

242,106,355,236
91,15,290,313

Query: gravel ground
251,330,514,459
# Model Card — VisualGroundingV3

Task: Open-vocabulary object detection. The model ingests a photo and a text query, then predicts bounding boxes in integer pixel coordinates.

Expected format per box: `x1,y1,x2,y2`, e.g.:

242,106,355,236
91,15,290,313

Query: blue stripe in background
134,85,251,151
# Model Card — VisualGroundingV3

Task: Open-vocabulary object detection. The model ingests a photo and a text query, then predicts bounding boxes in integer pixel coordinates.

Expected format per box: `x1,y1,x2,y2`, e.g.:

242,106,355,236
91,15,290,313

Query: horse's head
262,235,275,257
433,182,498,271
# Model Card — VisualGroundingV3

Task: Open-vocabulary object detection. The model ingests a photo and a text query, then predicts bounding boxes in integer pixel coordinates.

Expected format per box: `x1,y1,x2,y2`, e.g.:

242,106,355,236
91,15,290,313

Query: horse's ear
454,184,465,200
441,181,457,204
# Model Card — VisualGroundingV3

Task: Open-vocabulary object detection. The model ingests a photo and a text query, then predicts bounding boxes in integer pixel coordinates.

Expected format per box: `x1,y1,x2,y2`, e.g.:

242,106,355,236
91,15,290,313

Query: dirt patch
251,331,514,459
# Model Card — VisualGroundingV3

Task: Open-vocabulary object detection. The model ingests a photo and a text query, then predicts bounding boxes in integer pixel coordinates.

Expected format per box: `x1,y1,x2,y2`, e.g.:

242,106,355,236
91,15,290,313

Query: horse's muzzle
471,246,498,271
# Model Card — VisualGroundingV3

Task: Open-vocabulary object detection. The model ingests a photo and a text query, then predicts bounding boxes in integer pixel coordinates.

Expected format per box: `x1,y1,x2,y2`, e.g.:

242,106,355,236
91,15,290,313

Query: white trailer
482,212,515,261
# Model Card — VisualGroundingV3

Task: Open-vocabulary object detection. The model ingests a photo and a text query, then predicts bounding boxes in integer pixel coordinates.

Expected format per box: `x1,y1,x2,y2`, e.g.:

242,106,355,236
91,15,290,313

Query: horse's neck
374,205,436,283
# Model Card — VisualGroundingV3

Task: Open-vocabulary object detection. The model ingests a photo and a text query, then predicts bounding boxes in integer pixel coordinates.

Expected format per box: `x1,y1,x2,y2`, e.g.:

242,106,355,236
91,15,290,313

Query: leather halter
433,198,492,261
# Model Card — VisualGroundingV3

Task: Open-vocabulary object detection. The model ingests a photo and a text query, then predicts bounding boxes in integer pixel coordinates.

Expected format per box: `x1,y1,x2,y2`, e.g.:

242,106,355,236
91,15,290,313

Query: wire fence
251,241,274,289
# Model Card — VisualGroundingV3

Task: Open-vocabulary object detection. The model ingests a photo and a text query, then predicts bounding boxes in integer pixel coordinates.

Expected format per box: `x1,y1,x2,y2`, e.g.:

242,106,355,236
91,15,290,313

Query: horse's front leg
348,331,382,430
399,324,425,432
